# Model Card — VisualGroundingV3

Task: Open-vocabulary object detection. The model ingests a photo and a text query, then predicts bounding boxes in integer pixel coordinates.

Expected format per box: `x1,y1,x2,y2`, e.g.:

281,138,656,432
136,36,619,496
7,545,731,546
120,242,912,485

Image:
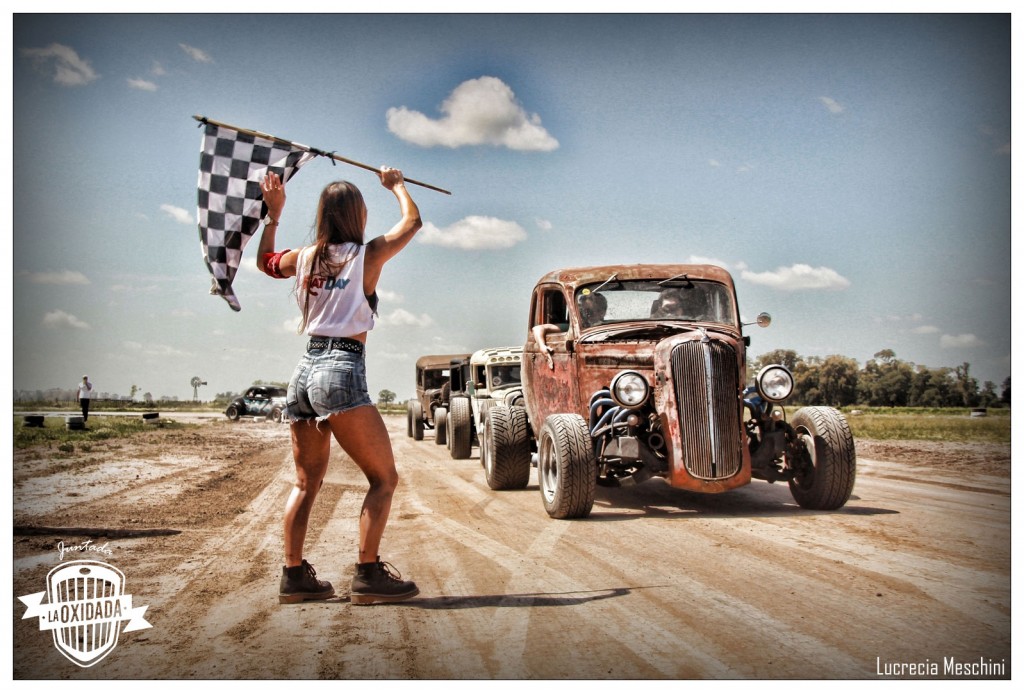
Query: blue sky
9,10,1012,403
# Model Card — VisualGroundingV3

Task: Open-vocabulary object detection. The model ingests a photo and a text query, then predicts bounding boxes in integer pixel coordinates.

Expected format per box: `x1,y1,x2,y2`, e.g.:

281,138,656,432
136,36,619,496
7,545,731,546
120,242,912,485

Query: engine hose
589,394,616,430
592,408,640,439
592,406,618,434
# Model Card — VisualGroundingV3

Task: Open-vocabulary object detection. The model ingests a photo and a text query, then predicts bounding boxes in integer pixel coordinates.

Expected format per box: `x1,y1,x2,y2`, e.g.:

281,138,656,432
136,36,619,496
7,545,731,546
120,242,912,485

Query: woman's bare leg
283,420,332,567
326,405,399,564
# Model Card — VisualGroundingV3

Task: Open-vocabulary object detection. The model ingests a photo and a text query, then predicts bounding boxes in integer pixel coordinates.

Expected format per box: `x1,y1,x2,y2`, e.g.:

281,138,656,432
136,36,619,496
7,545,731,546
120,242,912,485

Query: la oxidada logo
19,560,152,668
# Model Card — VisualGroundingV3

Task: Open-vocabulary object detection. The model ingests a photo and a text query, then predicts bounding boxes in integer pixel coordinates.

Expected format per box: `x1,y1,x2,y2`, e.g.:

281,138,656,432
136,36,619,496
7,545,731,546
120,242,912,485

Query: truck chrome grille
671,340,742,480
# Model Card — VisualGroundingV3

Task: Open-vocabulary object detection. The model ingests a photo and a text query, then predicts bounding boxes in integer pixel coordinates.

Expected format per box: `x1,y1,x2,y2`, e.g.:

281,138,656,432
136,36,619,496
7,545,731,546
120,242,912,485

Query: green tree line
752,348,1009,409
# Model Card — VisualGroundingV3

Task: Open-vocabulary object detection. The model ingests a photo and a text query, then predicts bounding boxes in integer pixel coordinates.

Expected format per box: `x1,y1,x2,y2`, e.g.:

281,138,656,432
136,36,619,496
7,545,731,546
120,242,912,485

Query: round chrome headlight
755,365,794,402
610,370,650,408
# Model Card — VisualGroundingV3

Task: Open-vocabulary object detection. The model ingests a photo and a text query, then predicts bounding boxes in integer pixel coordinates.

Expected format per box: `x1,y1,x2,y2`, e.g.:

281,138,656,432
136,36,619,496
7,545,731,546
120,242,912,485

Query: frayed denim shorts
286,348,373,421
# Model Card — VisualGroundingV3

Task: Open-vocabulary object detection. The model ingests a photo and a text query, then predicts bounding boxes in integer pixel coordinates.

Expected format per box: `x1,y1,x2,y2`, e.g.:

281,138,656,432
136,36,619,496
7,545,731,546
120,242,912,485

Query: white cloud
940,333,985,349
151,61,166,76
42,310,90,329
24,270,90,285
160,204,193,224
179,43,213,63
536,218,553,231
128,77,158,91
686,255,731,269
819,96,844,114
708,159,721,167
21,43,98,86
910,325,940,334
122,340,191,357
417,217,528,250
741,263,850,291
376,288,403,304
379,308,434,328
238,256,261,275
386,76,559,151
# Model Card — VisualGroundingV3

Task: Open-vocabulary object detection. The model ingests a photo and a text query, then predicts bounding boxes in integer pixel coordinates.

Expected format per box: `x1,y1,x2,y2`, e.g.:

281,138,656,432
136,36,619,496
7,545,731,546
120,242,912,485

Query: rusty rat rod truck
483,264,856,519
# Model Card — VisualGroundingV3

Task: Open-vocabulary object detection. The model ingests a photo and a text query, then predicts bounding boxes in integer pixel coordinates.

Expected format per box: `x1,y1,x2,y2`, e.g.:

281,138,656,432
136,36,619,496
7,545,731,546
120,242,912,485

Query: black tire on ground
434,407,448,446
411,400,425,441
225,404,240,421
538,414,596,519
484,405,532,490
448,397,473,459
787,406,857,510
406,401,413,437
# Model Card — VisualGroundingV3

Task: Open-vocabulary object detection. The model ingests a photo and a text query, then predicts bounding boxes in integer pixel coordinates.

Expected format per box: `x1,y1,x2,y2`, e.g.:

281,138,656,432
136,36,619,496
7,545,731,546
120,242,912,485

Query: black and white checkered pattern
197,123,317,311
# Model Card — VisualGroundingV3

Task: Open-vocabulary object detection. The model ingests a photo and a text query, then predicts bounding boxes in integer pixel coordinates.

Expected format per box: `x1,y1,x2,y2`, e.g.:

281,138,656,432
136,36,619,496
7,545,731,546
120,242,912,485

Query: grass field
12,415,190,452
14,406,1010,450
838,407,1010,443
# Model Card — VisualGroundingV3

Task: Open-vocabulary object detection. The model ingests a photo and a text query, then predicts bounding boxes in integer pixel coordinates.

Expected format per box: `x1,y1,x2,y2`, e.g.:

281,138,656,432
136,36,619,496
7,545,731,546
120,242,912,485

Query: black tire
484,405,531,490
448,397,473,459
434,407,448,446
788,406,857,510
538,414,596,519
406,401,413,437
225,404,241,421
411,400,424,441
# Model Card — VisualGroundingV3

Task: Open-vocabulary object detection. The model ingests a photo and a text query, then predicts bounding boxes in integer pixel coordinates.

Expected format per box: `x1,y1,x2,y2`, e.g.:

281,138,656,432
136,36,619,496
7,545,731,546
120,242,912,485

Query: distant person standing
77,376,93,422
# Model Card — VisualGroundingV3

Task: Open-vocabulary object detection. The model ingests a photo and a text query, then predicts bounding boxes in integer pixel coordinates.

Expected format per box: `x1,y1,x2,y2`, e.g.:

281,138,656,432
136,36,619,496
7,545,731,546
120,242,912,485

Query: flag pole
193,115,452,196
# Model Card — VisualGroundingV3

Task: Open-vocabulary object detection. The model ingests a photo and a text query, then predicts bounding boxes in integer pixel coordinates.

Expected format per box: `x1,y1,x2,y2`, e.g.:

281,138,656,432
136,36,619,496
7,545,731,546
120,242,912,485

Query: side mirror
756,312,772,328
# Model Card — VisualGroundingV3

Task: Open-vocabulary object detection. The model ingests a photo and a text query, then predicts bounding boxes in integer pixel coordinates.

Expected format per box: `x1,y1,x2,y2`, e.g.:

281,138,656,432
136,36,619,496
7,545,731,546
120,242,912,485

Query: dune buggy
225,385,288,423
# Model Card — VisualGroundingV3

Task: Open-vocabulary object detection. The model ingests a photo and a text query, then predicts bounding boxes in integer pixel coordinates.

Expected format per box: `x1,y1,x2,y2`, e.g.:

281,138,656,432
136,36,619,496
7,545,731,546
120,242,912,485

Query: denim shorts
286,348,373,421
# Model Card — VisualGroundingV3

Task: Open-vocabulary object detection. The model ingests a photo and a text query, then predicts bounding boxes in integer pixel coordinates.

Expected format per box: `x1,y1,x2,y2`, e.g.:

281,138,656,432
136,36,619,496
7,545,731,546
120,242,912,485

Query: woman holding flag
256,166,422,605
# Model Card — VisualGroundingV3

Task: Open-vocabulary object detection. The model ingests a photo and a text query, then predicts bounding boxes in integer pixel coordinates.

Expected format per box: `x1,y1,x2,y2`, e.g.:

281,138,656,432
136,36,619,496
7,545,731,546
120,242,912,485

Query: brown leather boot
350,557,419,605
279,560,335,604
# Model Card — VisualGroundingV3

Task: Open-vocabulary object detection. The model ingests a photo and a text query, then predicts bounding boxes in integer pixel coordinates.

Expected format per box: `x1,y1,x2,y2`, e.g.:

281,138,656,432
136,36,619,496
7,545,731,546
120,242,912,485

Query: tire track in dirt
394,435,746,678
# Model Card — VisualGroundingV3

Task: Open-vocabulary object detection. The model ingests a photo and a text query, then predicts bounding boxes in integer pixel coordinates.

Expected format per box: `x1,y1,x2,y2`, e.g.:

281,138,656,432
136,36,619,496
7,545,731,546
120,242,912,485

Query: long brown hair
297,181,367,332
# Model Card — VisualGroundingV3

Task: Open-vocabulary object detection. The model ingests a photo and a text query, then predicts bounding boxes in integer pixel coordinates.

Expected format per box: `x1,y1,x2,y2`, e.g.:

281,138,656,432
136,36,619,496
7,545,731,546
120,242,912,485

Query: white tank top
294,242,376,337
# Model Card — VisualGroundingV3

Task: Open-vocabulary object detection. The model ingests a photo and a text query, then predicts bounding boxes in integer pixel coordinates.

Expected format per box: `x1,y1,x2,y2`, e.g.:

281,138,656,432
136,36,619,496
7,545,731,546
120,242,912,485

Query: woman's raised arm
364,167,422,283
255,171,300,278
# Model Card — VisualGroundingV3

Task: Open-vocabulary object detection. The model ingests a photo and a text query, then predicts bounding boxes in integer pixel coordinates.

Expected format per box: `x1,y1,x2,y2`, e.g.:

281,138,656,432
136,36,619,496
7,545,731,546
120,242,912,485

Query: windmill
190,376,207,402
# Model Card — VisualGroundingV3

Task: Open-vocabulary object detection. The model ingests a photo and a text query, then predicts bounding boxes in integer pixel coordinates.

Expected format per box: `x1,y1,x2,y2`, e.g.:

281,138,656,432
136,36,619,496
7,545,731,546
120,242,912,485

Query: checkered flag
197,122,318,311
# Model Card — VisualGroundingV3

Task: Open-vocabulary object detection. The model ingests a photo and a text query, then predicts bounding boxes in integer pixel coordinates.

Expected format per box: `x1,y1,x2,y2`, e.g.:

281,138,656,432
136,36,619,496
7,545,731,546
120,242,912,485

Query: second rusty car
407,353,469,442
483,264,856,519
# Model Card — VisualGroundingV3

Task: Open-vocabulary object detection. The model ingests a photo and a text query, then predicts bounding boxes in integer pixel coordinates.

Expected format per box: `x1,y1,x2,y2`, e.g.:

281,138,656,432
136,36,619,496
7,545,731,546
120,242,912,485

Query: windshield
574,279,736,329
488,363,522,389
423,368,449,390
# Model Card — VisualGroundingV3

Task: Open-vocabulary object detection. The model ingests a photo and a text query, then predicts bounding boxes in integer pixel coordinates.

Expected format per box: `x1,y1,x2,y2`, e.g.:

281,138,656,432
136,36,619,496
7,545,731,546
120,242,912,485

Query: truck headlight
755,365,794,402
610,370,650,408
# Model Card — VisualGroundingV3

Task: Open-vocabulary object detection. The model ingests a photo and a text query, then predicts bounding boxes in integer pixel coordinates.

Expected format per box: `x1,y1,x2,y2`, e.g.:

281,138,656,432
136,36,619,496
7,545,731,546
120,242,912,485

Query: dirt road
12,415,1011,679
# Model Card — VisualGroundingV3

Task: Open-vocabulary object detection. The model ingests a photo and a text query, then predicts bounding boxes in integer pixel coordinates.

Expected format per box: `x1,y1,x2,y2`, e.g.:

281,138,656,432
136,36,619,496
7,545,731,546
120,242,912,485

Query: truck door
522,285,579,425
